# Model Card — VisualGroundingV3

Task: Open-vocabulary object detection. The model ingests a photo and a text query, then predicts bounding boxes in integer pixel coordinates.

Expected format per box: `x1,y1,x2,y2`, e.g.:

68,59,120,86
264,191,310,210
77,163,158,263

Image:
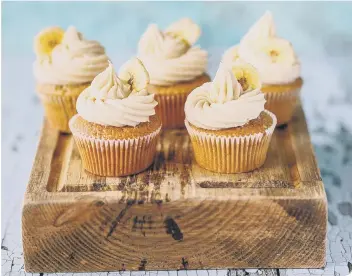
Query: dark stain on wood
94,200,105,207
116,175,138,192
106,200,134,238
92,182,110,191
132,215,152,234
181,257,189,269
199,180,293,188
164,217,183,241
276,123,288,130
276,200,316,223
138,259,147,270
167,140,176,161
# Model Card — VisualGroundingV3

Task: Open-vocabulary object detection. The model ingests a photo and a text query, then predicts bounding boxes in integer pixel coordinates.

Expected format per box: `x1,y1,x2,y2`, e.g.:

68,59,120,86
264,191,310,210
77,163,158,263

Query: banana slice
257,37,296,64
165,18,201,46
231,62,261,93
118,58,150,92
34,26,64,57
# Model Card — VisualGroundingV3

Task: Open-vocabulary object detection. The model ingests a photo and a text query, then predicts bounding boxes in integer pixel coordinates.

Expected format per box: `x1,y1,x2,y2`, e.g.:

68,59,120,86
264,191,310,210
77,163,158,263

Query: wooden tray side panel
23,195,326,272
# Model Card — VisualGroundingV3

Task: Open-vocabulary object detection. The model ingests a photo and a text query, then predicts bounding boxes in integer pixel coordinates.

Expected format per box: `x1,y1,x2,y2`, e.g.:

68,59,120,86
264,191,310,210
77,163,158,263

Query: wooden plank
22,103,327,273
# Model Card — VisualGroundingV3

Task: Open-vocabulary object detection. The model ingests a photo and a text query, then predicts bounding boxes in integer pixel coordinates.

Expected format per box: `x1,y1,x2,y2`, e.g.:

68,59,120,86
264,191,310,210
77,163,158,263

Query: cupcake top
223,11,300,85
185,62,266,130
76,58,158,127
137,18,208,86
33,26,109,85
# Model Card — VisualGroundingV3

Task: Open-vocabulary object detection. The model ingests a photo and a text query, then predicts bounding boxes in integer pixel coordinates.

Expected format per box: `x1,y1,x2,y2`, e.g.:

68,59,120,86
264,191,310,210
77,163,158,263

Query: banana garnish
258,37,296,64
231,62,261,93
165,18,201,46
34,26,64,57
118,58,150,93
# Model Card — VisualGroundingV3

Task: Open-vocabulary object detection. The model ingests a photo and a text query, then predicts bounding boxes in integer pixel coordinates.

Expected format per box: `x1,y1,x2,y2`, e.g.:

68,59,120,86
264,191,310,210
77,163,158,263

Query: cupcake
33,26,109,132
185,61,277,173
223,11,302,125
69,58,161,176
137,18,210,129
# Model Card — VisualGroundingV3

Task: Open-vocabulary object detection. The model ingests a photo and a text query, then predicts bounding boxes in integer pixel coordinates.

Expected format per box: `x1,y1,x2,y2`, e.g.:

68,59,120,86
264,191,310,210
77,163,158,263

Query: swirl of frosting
34,26,109,85
223,11,300,85
138,19,208,86
185,62,266,130
76,60,158,127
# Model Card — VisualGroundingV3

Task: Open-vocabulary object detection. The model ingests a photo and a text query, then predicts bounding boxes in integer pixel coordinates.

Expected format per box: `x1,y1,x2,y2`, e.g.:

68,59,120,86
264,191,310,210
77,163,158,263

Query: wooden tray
22,104,327,273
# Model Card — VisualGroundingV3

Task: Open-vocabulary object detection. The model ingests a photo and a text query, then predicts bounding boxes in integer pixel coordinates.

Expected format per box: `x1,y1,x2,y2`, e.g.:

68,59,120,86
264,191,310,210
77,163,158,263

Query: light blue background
3,2,352,64
3,2,352,125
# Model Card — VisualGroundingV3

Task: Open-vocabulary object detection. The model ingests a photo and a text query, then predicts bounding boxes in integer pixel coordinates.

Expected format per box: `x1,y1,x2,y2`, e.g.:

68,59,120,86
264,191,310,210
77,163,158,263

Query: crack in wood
106,200,135,238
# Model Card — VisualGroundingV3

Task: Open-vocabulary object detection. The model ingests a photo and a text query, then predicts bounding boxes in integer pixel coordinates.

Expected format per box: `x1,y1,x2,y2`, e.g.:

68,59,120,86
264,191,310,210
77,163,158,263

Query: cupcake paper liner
150,74,211,129
264,85,302,126
154,93,188,129
71,125,161,177
185,110,277,174
38,92,78,133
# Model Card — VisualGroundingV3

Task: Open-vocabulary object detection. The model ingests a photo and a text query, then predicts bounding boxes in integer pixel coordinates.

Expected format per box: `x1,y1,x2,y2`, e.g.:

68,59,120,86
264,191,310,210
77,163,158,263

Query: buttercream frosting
223,11,301,85
33,26,109,85
76,60,158,127
185,62,266,130
138,19,208,86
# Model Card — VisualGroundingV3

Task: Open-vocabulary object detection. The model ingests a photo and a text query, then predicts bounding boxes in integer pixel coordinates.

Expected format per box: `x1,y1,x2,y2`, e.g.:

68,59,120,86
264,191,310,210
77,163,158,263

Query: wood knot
54,199,105,227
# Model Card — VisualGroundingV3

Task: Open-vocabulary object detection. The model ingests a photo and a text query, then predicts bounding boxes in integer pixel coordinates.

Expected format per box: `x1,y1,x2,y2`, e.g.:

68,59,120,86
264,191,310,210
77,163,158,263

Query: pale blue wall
3,2,352,66
2,1,352,132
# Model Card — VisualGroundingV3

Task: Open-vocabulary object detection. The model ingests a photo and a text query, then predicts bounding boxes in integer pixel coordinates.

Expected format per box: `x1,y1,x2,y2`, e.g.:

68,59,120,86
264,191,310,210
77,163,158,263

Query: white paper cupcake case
70,122,161,177
185,110,277,173
264,86,302,125
38,92,78,133
154,93,188,129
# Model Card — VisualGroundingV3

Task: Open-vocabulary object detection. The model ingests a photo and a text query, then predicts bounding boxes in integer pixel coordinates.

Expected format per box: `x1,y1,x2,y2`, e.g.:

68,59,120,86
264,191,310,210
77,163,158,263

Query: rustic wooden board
22,104,327,273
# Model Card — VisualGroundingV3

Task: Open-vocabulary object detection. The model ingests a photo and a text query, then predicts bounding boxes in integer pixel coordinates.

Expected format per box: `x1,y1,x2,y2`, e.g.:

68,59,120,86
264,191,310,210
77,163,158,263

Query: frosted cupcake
223,11,302,125
69,58,161,176
185,62,277,173
138,18,210,129
33,26,109,132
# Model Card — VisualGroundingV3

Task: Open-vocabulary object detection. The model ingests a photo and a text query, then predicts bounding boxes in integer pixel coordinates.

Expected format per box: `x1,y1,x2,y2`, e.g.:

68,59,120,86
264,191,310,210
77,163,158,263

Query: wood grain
22,104,327,273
